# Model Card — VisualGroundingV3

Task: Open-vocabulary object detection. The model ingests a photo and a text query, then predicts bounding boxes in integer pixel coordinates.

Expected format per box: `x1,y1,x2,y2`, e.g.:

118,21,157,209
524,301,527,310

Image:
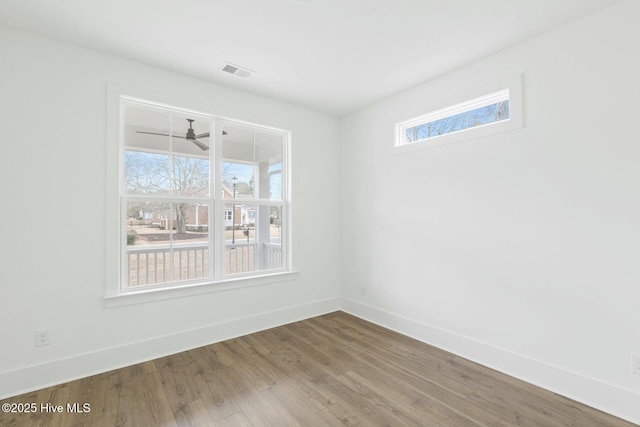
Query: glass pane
124,103,171,153
172,155,210,197
171,115,211,197
124,107,212,197
171,115,212,155
125,201,210,287
223,203,283,275
172,202,210,283
262,205,283,270
224,203,256,275
222,161,255,199
124,151,171,195
269,163,283,201
221,122,285,201
405,100,510,143
125,201,173,287
123,104,171,195
257,131,284,201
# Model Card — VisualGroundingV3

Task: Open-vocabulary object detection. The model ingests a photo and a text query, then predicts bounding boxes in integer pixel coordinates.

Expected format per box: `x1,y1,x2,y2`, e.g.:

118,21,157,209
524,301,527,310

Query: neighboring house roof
222,183,254,200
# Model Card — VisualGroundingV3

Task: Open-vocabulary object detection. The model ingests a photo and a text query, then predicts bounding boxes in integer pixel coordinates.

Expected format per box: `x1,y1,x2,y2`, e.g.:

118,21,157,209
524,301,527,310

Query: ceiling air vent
222,63,253,78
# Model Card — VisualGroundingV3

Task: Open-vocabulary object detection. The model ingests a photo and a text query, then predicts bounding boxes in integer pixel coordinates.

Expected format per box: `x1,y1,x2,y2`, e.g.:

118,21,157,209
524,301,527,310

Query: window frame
392,74,523,154
397,89,510,144
105,85,294,306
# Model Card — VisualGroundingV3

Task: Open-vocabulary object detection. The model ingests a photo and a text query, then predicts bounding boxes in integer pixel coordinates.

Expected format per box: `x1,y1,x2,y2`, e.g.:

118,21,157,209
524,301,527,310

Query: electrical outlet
35,329,50,347
633,353,640,375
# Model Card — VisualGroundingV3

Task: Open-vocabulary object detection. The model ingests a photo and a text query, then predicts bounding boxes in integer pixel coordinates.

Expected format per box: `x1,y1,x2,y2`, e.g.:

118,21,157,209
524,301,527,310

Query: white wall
0,26,341,397
341,1,640,423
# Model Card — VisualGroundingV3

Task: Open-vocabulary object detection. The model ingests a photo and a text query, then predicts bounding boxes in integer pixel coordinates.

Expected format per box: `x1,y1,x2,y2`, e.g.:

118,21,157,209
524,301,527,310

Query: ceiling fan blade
195,130,227,138
191,139,209,151
136,131,187,139
196,130,227,138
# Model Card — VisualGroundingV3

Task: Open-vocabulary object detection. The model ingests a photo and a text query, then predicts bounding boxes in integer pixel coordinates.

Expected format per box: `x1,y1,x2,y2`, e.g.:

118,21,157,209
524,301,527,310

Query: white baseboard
0,297,341,400
340,298,640,425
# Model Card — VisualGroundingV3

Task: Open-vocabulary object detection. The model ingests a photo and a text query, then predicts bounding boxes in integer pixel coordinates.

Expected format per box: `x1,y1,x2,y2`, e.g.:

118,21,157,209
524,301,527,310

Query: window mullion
168,118,174,281
213,118,223,280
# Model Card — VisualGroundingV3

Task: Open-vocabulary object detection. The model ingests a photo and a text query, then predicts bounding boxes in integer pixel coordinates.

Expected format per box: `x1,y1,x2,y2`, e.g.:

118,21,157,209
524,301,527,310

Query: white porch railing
264,242,282,270
127,242,208,286
225,242,256,275
127,242,282,286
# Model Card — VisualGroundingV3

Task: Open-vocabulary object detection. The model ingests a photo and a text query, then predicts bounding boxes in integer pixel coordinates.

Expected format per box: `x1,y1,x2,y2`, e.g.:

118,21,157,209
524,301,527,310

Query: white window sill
103,271,299,308
391,117,522,156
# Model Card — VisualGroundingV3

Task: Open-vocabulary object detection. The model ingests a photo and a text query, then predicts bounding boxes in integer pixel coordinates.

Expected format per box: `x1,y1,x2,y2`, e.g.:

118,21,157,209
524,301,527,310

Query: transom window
396,89,511,147
119,97,290,292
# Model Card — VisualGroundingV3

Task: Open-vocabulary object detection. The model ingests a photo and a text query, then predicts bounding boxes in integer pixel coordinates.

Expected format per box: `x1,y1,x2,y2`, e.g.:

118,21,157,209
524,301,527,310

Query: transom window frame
105,85,295,306
392,74,523,154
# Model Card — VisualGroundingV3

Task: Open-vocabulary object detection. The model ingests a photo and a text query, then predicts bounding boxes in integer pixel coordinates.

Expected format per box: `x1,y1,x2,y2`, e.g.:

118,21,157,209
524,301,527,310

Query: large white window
113,96,290,296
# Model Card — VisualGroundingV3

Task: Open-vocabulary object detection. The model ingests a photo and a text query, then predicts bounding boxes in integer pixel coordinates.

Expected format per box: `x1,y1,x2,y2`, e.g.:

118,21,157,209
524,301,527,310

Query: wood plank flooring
0,311,635,426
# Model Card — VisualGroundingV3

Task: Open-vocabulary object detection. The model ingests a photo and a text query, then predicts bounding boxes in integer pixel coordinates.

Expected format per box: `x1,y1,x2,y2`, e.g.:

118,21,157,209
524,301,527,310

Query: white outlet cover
35,329,50,347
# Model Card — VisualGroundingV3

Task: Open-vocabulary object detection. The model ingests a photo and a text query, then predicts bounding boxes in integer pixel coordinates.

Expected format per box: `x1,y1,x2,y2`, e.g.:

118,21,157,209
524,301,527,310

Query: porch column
257,161,270,269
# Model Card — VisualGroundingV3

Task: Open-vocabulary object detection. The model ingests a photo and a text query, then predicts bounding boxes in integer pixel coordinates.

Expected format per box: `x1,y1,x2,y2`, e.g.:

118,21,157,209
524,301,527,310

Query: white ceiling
0,0,620,116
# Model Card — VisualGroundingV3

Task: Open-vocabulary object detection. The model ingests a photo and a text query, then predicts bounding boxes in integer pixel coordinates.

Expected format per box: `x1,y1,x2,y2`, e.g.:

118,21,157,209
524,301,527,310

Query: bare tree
172,156,208,233
125,151,209,234
405,100,509,143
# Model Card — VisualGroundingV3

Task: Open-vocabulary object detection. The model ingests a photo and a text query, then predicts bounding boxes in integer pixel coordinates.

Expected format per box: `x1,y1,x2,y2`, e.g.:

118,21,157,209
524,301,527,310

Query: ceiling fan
136,118,226,151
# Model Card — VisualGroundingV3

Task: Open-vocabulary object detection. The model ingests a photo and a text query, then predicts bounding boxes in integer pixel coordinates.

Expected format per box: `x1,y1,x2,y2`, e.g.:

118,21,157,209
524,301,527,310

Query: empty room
0,0,639,425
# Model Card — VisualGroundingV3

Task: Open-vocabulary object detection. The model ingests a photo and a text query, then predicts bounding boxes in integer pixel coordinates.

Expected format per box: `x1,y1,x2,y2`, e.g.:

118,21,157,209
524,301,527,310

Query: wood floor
0,312,635,427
